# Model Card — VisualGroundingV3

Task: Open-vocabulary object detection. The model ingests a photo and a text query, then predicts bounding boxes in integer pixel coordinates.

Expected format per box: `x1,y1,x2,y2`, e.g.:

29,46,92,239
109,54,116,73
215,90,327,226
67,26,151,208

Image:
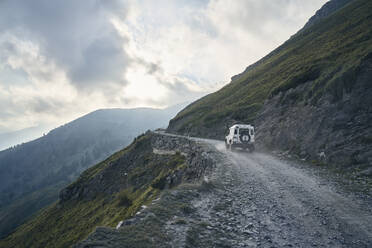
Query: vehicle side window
234,129,238,135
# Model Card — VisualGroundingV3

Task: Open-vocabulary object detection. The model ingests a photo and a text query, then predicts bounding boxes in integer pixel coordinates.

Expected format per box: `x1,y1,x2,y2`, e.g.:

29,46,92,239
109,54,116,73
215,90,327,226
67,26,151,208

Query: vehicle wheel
239,130,251,144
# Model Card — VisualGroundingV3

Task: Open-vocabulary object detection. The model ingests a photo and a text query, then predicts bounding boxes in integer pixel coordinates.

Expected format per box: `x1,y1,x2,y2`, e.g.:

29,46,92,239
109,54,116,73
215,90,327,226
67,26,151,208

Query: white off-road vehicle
225,124,255,152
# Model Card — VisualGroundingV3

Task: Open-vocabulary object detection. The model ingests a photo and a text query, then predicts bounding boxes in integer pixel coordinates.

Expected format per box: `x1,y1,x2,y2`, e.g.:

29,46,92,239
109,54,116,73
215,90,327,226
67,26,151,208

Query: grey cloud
162,81,205,107
0,41,16,65
135,56,207,105
0,39,55,83
159,78,191,93
209,0,321,39
0,0,130,90
119,56,205,107
157,76,206,105
30,98,63,114
70,34,128,86
1,41,16,55
0,92,61,118
134,58,163,75
146,62,162,75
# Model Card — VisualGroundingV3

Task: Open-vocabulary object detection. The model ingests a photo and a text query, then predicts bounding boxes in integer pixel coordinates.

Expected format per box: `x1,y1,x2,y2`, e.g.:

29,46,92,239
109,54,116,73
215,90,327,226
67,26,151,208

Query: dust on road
173,139,372,247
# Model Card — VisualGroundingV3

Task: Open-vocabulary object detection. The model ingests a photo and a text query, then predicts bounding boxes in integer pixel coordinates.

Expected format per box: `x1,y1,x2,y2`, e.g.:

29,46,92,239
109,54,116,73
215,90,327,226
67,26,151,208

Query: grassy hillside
0,106,184,239
0,133,187,247
168,0,372,139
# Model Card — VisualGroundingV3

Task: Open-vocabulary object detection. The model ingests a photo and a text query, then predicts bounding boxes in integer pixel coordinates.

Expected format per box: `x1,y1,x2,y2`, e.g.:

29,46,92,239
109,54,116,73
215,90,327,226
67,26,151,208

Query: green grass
0,134,186,248
0,181,65,239
168,0,372,138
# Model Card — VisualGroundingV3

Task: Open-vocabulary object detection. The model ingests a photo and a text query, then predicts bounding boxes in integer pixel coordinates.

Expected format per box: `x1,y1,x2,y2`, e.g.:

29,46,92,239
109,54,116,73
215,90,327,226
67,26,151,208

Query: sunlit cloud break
0,0,325,133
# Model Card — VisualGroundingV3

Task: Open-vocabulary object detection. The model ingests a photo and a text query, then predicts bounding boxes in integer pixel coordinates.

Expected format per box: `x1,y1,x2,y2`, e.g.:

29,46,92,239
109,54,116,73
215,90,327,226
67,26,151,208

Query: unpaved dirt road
77,133,372,248
168,138,372,247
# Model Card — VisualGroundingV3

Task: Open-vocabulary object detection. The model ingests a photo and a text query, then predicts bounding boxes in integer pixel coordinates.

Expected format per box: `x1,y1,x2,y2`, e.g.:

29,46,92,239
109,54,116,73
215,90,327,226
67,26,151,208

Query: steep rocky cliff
167,0,372,173
255,52,372,172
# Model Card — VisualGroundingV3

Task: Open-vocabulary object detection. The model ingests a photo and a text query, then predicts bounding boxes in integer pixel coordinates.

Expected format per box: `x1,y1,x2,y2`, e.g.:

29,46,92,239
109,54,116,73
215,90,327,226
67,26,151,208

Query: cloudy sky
0,0,326,133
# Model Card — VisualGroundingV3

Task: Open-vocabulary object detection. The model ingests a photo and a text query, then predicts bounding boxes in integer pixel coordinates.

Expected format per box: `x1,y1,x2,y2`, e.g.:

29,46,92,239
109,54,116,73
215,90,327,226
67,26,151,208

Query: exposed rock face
152,133,215,181
255,53,372,171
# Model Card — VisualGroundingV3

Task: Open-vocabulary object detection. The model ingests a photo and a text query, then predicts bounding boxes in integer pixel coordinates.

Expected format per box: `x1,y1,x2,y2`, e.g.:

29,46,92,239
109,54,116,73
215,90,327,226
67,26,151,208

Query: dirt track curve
166,138,372,248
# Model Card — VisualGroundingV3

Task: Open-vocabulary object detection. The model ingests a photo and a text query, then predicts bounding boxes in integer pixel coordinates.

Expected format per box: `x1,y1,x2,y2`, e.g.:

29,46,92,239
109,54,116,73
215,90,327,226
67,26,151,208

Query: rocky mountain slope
0,105,184,239
0,132,215,247
4,132,369,248
168,0,372,174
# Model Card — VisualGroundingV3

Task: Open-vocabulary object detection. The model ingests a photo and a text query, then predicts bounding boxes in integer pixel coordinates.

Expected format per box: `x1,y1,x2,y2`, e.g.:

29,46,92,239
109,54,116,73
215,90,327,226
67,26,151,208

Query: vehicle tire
239,130,251,144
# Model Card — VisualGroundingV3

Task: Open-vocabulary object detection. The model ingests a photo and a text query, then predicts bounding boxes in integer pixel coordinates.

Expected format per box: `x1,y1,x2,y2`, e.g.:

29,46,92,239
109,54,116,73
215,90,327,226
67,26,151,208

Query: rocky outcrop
255,52,372,173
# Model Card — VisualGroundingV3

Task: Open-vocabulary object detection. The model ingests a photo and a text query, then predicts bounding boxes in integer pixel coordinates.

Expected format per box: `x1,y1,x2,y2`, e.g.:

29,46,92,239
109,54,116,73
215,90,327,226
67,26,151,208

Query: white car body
225,124,255,151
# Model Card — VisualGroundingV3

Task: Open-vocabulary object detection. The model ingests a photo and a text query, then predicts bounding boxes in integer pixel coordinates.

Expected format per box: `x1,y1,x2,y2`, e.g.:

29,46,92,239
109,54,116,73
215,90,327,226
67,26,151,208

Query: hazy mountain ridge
0,132,214,247
0,105,184,238
0,125,52,151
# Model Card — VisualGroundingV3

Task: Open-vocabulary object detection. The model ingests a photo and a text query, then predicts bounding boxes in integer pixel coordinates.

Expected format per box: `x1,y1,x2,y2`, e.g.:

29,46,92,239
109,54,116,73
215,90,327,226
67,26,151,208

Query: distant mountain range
0,125,52,151
0,104,186,238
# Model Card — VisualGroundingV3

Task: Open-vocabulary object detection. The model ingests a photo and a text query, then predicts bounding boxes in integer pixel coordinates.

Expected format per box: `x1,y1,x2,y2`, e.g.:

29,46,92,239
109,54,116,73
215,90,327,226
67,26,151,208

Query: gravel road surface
76,133,372,248
166,138,372,247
